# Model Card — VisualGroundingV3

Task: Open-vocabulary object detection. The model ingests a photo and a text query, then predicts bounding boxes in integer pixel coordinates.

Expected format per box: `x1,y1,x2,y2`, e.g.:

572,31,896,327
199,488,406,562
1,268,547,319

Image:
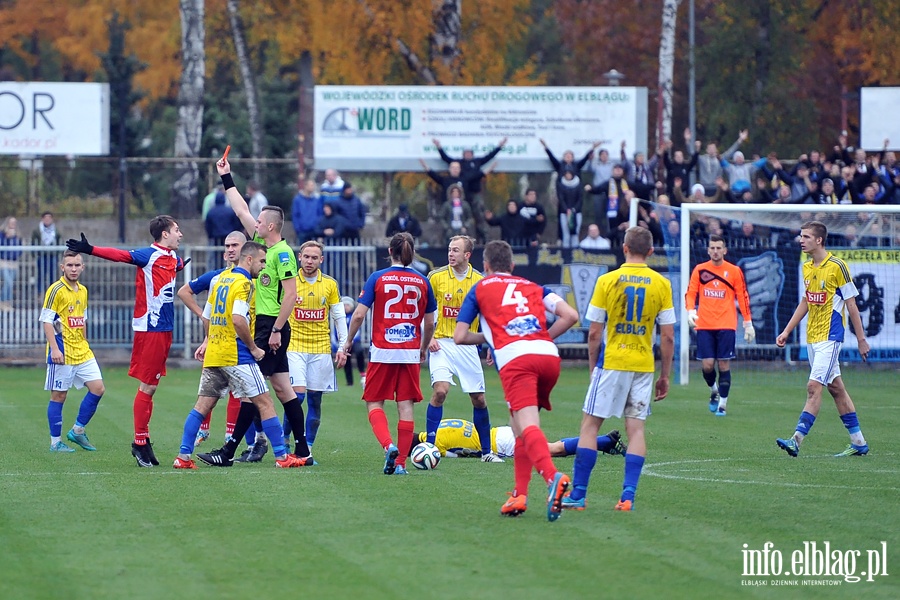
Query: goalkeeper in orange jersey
685,234,753,416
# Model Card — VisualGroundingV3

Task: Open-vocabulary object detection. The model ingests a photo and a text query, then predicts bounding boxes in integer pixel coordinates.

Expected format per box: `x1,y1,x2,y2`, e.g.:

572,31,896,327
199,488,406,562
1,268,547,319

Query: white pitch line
643,457,900,492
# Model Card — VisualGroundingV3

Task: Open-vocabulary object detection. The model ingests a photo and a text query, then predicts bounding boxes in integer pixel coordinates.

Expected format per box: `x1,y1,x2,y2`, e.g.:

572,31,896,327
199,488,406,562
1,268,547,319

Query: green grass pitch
0,365,897,599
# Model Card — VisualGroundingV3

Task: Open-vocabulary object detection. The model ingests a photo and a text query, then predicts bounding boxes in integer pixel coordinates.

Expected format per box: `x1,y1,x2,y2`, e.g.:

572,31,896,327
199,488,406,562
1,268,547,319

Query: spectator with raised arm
699,130,745,193
619,140,659,200
662,127,700,197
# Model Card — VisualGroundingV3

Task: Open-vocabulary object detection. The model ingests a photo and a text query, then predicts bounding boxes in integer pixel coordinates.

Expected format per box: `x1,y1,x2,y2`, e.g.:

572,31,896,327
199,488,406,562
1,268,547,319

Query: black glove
177,257,191,272
66,233,94,255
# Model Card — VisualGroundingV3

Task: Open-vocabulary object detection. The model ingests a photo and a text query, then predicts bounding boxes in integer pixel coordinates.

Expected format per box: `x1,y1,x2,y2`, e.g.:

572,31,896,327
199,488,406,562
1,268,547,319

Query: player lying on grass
414,418,627,458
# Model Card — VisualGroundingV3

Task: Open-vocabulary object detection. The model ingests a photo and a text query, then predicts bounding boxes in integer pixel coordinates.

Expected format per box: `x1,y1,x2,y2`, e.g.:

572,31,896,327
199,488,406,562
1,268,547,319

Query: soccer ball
410,442,441,470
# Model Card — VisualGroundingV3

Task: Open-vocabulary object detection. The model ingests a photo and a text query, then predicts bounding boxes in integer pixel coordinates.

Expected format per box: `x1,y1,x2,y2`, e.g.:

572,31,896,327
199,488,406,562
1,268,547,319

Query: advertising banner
0,82,110,156
314,85,648,171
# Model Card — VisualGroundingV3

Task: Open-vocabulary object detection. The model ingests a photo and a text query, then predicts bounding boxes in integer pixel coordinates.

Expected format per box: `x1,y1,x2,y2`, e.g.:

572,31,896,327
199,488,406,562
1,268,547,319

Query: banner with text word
314,86,648,172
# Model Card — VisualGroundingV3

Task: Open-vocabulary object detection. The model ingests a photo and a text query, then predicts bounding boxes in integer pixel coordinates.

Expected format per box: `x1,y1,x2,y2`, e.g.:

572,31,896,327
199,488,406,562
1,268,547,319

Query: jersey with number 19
586,263,675,373
359,266,437,364
202,267,255,367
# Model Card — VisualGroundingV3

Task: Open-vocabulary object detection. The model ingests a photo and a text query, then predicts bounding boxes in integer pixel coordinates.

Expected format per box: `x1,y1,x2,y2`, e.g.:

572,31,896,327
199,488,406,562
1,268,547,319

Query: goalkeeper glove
65,233,94,255
743,320,756,343
687,309,698,328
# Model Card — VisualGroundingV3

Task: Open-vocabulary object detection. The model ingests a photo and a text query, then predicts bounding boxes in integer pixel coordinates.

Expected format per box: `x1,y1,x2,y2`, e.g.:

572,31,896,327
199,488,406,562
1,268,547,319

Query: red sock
200,409,212,432
522,425,557,485
513,436,532,497
133,389,153,445
396,419,415,467
367,408,393,450
225,393,241,437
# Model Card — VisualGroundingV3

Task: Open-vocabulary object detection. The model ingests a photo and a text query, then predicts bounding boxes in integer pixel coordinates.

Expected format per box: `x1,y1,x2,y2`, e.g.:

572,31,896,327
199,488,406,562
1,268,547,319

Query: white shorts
582,367,654,421
495,425,515,458
45,358,103,392
198,364,268,400
428,338,485,393
808,341,842,385
288,352,337,392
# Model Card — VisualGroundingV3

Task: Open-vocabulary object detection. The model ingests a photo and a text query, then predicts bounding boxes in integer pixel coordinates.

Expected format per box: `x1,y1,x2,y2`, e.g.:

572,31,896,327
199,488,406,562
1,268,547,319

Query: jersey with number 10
586,263,675,373
457,273,559,370
359,266,437,364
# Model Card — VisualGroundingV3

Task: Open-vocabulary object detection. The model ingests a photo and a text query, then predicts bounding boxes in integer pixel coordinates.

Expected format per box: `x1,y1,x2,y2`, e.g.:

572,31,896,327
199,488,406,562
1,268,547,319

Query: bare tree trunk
658,0,682,147
358,0,438,84
432,0,462,68
297,50,314,179
226,0,264,184
172,0,205,218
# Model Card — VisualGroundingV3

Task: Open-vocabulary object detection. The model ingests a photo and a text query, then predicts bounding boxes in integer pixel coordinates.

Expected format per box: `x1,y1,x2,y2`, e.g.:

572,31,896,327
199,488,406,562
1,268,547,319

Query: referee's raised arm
217,151,256,234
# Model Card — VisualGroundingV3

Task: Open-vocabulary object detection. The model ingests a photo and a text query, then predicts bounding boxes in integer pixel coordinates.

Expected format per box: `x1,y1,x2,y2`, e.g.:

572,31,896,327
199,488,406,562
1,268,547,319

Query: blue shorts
696,329,736,360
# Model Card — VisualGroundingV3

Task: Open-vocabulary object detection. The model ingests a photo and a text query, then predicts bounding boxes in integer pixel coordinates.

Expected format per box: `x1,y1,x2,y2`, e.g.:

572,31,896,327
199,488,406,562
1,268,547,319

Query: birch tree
172,0,204,217
658,0,682,146
226,0,264,184
431,0,461,68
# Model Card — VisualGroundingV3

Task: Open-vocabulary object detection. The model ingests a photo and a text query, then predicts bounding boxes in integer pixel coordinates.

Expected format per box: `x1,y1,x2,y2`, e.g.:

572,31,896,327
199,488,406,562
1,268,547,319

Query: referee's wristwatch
272,327,282,334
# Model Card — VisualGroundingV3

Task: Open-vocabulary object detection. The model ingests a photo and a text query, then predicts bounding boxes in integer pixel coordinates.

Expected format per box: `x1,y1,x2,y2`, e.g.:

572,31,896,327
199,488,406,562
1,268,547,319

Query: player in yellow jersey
426,236,503,463
563,227,675,512
40,250,106,453
775,221,870,458
285,240,348,455
414,418,626,458
174,242,305,469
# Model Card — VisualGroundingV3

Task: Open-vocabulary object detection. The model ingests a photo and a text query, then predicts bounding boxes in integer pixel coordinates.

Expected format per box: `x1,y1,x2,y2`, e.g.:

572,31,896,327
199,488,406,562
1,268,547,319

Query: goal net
641,201,900,384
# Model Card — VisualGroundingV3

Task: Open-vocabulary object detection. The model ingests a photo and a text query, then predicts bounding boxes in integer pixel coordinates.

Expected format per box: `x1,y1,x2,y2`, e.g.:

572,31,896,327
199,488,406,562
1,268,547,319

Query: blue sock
426,403,442,445
179,409,205,455
621,454,645,502
261,416,287,457
75,391,102,428
282,413,291,439
306,392,322,446
840,412,860,434
796,411,816,437
245,421,257,447
561,437,579,456
596,434,614,453
569,447,597,501
473,406,491,454
718,370,731,398
47,401,64,438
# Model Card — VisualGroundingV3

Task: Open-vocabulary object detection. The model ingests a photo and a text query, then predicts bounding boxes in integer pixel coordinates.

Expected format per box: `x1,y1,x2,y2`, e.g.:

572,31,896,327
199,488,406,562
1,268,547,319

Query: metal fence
0,245,378,360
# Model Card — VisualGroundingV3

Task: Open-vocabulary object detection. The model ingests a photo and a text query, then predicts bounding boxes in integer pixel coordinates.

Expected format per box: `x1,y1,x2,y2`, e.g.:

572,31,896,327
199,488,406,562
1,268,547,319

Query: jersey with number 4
457,273,561,370
359,266,437,364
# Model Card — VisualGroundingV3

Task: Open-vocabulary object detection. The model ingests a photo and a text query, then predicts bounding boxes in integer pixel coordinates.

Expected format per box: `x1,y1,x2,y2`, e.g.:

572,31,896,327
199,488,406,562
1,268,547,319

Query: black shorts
254,315,291,376
696,329,736,361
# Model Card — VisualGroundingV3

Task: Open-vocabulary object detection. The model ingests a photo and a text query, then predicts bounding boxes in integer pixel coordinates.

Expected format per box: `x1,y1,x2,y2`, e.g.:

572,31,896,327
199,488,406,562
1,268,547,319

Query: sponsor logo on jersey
67,316,85,328
443,305,460,318
384,322,418,343
806,291,826,304
504,314,541,337
294,307,326,321
703,289,726,299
